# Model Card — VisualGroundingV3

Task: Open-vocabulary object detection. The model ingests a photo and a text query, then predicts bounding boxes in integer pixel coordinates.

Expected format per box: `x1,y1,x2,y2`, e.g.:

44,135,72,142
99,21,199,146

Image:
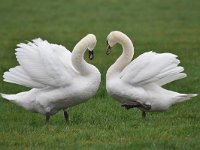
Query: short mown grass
0,0,200,149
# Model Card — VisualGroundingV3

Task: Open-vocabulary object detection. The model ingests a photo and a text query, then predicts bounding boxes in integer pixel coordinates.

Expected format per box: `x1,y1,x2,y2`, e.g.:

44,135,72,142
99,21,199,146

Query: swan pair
1,31,196,122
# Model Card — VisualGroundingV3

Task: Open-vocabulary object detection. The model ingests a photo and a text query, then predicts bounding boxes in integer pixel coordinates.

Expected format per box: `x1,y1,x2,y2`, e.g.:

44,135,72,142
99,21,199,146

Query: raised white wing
120,51,186,86
3,38,77,88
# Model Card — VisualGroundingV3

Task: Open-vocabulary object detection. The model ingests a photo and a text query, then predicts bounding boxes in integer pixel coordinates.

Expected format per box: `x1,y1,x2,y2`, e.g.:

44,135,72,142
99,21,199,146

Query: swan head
85,34,96,60
106,31,123,55
106,31,132,55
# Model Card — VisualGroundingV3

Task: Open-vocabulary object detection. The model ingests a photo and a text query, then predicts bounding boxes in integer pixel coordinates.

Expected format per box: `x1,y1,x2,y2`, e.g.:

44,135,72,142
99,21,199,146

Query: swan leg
142,111,146,119
46,112,51,123
63,109,69,122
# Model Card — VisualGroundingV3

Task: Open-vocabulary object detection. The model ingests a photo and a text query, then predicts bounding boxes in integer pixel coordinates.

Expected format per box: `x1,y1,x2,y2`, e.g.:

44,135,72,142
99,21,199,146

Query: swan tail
1,93,22,107
1,92,29,112
3,66,44,88
1,90,37,112
1,93,18,101
174,93,197,105
1,89,36,102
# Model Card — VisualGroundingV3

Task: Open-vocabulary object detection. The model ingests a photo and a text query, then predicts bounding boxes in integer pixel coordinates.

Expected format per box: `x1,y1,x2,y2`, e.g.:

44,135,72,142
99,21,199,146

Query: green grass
0,0,200,149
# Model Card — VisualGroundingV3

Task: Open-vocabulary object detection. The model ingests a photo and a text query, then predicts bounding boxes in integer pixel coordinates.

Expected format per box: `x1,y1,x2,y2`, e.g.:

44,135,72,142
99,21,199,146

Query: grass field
0,0,200,149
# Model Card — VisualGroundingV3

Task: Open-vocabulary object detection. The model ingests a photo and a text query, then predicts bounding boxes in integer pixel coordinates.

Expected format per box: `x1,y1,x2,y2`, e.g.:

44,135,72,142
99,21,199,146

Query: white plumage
1,34,101,121
106,31,196,118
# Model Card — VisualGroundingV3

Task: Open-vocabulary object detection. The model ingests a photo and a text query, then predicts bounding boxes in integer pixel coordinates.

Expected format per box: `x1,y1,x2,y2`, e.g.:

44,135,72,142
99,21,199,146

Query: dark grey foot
142,111,146,119
46,112,51,123
143,104,151,110
121,101,141,110
63,109,69,122
122,101,151,110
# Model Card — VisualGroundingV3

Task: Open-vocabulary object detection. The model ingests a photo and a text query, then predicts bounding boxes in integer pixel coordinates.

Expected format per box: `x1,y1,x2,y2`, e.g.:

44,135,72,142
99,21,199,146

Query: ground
0,0,200,149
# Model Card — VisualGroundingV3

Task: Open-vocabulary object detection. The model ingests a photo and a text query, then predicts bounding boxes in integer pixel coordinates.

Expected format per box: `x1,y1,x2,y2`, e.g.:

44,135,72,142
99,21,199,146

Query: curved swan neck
107,32,134,79
71,37,94,75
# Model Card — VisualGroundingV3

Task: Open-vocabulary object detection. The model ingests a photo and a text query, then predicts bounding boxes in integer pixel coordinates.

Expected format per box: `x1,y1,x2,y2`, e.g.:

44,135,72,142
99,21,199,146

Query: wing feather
120,51,186,86
3,38,77,88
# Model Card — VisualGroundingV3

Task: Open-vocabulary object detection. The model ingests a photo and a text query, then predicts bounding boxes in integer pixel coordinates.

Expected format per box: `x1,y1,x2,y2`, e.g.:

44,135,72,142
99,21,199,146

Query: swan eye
89,50,94,60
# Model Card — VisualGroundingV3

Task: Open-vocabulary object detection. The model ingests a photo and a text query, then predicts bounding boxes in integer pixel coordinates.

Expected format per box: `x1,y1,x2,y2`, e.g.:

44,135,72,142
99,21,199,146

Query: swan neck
107,34,134,79
71,39,92,75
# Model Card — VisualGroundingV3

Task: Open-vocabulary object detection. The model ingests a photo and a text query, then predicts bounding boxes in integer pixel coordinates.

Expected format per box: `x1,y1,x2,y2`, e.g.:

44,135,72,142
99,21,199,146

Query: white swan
106,31,197,118
1,34,101,122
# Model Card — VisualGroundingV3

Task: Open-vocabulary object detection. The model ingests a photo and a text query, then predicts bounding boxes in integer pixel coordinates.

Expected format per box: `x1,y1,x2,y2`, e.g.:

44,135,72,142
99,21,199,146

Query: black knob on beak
106,45,112,55
89,50,94,60
106,40,112,55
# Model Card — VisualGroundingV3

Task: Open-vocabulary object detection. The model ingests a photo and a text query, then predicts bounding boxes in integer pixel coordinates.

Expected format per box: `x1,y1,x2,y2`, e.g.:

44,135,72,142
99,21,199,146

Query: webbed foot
121,101,151,110
121,101,141,110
